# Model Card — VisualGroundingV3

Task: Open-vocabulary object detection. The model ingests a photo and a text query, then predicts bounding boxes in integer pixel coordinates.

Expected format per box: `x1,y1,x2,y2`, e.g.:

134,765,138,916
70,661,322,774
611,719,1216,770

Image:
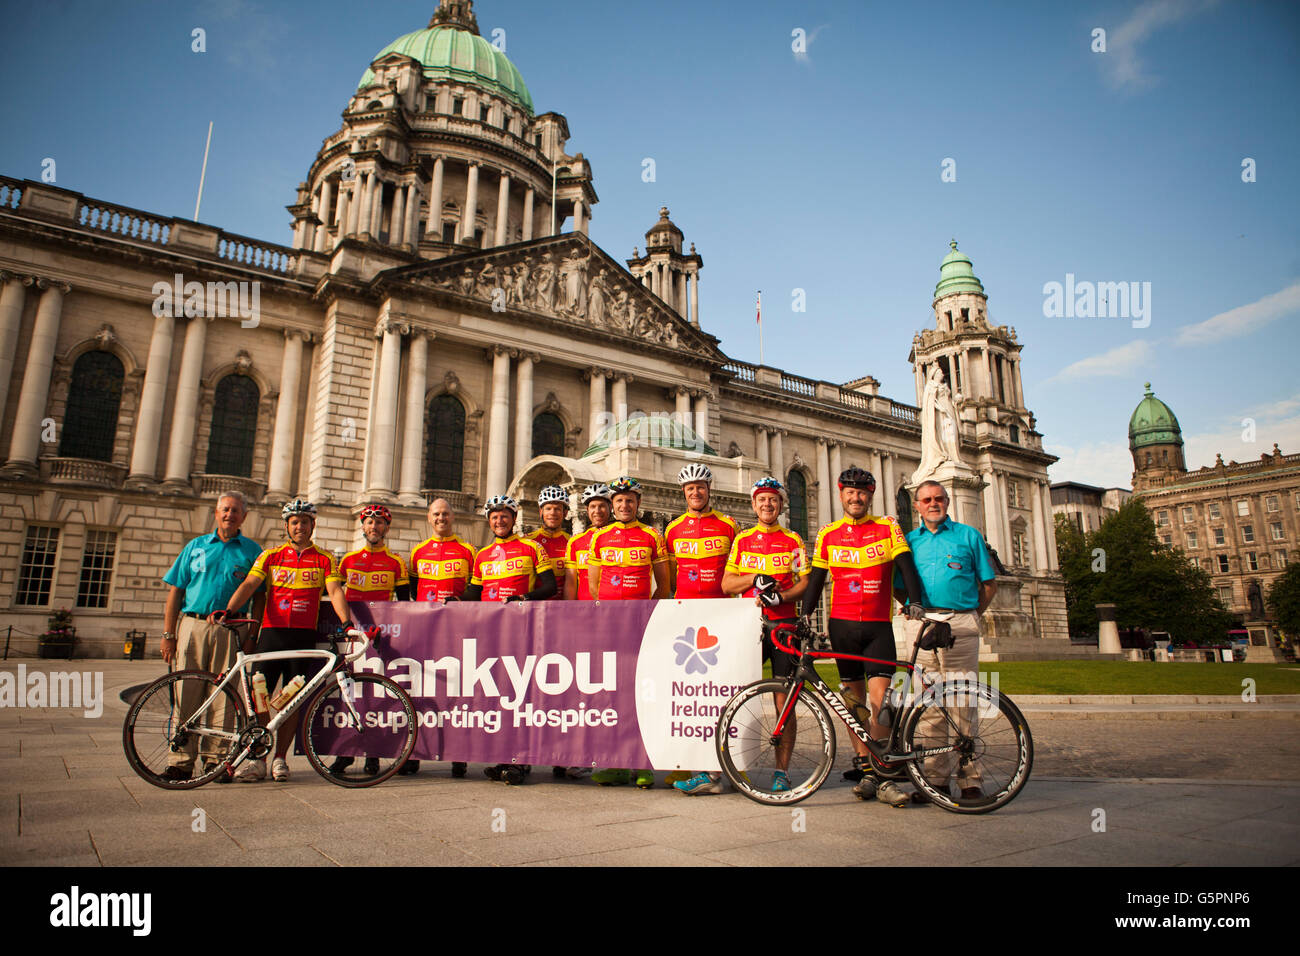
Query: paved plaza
2,661,1298,867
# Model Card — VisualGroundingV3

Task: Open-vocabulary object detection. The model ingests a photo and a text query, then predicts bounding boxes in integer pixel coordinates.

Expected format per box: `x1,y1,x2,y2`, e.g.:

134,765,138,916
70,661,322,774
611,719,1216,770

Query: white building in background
0,0,1064,655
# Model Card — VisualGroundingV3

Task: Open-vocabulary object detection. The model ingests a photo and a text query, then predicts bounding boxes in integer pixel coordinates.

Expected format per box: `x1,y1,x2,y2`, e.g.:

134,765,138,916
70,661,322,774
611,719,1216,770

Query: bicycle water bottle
838,683,872,728
269,675,305,710
251,673,270,715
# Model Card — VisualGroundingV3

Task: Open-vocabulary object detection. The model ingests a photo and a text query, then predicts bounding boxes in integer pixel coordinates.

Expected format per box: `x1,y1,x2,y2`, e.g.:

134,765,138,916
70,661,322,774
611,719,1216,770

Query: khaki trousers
166,617,240,770
905,611,982,790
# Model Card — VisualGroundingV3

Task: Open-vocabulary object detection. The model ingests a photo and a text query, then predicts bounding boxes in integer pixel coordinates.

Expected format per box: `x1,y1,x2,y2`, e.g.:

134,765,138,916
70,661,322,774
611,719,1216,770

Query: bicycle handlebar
218,618,375,663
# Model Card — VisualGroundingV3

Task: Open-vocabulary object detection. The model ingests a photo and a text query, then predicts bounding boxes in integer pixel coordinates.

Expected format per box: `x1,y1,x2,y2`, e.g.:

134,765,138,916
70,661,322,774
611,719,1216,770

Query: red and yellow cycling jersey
410,534,475,602
471,535,553,602
566,526,602,601
811,515,910,622
526,528,569,600
665,510,738,599
589,521,669,601
330,545,408,602
725,524,809,620
249,542,337,630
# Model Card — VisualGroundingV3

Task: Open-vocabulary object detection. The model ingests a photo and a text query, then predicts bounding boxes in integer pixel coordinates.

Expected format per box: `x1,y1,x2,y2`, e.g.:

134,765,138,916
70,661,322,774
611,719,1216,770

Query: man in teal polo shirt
160,491,264,782
893,479,997,804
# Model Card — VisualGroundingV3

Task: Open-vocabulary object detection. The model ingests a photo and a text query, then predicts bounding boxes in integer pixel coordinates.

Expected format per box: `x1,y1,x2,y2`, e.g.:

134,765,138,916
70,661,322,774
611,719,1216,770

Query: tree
1055,499,1232,643
1267,563,1300,640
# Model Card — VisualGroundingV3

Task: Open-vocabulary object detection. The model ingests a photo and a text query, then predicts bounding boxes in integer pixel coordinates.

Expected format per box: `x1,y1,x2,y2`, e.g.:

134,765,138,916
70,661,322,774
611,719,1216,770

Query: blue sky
2,0,1297,489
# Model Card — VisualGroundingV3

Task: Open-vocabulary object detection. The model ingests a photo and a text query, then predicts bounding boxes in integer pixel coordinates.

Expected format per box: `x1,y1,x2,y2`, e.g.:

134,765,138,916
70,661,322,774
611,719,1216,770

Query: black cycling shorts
761,618,799,679
829,619,896,682
255,627,320,696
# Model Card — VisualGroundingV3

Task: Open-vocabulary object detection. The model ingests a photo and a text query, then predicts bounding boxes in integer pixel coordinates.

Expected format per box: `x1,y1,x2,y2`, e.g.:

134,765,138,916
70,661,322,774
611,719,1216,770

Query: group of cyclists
210,461,928,806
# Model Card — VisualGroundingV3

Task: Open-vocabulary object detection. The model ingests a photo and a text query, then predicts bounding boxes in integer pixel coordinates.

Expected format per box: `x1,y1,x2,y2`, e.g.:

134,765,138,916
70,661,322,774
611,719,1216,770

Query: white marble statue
914,365,962,481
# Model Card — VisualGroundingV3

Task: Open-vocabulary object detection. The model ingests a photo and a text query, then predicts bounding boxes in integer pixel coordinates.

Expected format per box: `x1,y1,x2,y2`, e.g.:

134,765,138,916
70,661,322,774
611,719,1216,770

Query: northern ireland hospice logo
673,626,719,675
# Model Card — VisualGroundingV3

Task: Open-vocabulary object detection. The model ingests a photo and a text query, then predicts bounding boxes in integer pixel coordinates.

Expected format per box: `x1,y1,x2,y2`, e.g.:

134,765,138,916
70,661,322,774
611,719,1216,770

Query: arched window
532,412,565,459
205,375,259,477
60,351,123,461
786,469,808,540
895,486,913,533
425,394,465,490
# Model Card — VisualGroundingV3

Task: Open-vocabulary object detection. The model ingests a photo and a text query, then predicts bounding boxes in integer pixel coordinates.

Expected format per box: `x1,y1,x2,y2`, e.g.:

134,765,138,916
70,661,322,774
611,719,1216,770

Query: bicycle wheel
123,669,249,790
716,679,835,806
300,673,419,788
902,680,1033,814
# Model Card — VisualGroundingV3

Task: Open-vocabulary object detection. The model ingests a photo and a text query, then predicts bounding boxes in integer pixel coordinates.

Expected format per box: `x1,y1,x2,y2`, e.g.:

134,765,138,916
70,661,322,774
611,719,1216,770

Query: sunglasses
917,496,947,504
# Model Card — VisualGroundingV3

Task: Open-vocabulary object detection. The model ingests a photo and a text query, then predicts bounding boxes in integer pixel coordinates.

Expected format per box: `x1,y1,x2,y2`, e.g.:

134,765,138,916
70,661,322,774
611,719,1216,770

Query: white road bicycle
122,619,418,789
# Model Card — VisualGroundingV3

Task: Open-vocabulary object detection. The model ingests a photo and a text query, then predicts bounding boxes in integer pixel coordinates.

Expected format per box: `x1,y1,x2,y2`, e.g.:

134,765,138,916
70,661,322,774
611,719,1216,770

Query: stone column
126,309,177,485
829,441,843,494
494,171,510,247
1012,358,1025,409
461,163,479,243
485,346,512,494
995,470,1012,563
769,429,785,478
573,198,586,234
981,469,1004,554
1039,478,1058,570
355,171,373,239
403,183,419,248
1029,476,1049,572
522,186,534,240
693,391,709,446
4,280,67,475
611,374,628,421
816,438,832,525
513,352,535,475
367,320,405,498
314,180,333,253
266,329,309,499
426,157,444,240
161,315,210,490
675,386,692,425
390,184,406,246
368,177,385,237
983,346,994,401
336,185,352,238
869,449,884,514
0,273,30,427
753,425,769,467
880,452,894,517
689,271,699,327
398,330,431,504
586,368,607,442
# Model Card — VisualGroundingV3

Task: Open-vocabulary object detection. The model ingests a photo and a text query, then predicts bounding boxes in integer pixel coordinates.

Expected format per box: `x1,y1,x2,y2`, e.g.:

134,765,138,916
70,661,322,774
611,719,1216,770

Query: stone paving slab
3,660,1299,866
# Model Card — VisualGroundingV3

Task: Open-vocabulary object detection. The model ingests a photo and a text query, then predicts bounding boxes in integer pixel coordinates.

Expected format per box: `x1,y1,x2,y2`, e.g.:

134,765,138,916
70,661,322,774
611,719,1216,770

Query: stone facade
1051,482,1132,534
0,1,1068,657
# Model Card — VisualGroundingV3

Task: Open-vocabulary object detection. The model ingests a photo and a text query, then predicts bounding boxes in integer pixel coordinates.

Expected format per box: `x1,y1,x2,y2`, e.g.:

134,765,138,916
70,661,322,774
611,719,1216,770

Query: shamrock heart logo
673,626,719,675
696,627,718,650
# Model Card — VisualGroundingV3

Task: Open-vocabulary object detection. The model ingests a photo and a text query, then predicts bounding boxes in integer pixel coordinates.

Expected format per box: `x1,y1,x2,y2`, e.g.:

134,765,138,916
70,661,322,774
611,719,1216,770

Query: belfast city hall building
0,1,1067,656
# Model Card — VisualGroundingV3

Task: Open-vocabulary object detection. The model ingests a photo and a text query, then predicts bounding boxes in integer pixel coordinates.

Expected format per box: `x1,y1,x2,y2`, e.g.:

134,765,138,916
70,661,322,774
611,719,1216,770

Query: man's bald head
428,498,455,537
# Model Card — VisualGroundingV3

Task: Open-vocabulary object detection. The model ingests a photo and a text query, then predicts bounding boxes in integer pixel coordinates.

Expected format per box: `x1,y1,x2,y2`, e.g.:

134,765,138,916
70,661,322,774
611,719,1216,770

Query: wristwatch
162,632,176,641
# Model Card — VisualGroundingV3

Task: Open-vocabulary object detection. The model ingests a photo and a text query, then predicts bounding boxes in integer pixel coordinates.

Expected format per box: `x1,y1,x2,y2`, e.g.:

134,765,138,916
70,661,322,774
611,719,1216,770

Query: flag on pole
756,290,762,325
756,290,764,366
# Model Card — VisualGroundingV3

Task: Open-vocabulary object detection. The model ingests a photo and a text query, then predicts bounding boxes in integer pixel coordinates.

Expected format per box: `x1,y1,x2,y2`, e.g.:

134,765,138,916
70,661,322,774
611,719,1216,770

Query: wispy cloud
1175,281,1300,346
1182,403,1300,470
1044,340,1154,384
1100,0,1217,92
1046,439,1136,489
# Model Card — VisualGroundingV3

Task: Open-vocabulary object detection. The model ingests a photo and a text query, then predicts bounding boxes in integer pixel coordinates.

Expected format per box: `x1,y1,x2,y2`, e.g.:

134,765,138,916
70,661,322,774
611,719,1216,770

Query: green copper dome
582,415,717,458
1128,383,1183,450
358,15,534,115
933,239,986,299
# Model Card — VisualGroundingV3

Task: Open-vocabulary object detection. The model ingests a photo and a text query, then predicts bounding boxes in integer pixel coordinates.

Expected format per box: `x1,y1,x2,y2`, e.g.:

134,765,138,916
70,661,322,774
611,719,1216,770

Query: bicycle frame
767,619,966,767
179,623,370,768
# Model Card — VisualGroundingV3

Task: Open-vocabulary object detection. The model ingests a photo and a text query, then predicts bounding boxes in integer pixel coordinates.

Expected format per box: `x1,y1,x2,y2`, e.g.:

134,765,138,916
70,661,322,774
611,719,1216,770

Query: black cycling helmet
837,467,876,492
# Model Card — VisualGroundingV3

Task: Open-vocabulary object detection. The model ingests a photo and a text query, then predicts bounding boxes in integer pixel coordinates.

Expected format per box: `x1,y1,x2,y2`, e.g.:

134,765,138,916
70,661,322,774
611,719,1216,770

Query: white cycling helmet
677,462,713,486
537,485,569,510
483,494,519,516
581,483,612,505
282,498,317,519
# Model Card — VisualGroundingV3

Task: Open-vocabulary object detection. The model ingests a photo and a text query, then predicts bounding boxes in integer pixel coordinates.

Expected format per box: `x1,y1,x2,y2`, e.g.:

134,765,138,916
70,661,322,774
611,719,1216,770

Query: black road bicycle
715,613,1032,813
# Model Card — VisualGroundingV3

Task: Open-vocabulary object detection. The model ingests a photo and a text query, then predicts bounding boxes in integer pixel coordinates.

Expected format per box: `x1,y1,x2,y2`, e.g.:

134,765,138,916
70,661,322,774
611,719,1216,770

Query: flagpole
194,121,213,221
757,290,764,366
